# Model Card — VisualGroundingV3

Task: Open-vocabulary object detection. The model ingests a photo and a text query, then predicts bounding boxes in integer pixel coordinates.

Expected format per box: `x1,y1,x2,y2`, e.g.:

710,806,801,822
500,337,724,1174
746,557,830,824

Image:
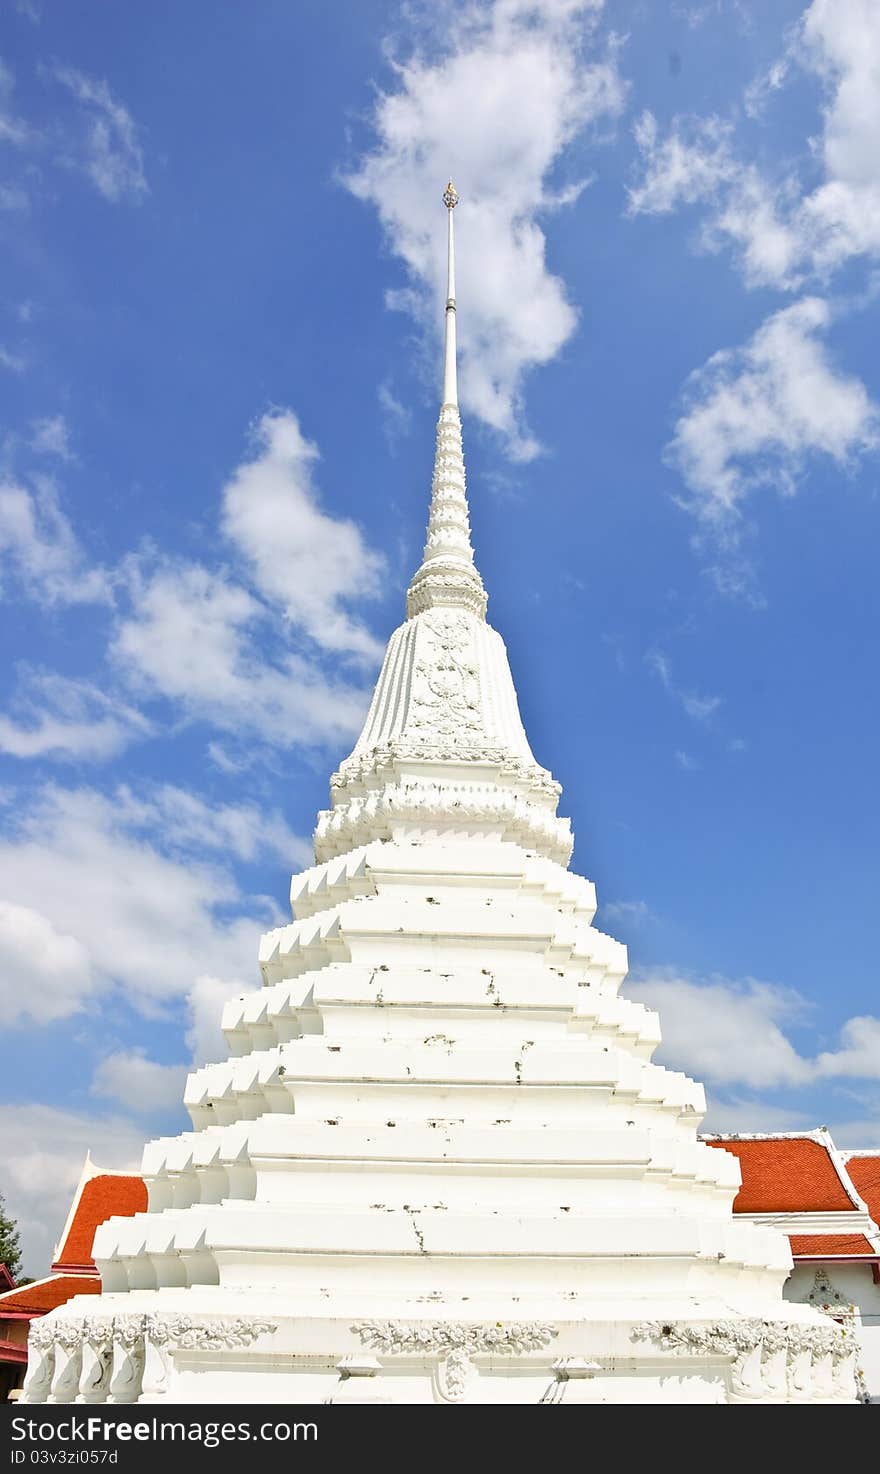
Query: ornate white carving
107,1316,145,1405
406,406,487,622
632,1318,847,1360
143,1315,277,1351
631,1318,856,1401
806,1268,870,1403
79,1319,114,1403
434,1348,475,1403
114,1314,146,1348
316,780,573,866
352,1319,557,1405
332,747,561,801
21,1320,57,1403
408,611,483,743
52,1319,85,1349
352,1320,558,1355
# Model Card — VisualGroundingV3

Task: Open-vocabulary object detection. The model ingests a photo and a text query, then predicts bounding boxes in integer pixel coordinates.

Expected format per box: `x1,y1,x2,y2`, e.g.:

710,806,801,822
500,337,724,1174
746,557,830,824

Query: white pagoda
23,187,859,1405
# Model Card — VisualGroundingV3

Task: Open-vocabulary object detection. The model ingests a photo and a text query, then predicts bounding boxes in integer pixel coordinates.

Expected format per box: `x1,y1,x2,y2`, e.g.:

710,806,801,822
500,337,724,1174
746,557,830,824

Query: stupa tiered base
22,837,858,1404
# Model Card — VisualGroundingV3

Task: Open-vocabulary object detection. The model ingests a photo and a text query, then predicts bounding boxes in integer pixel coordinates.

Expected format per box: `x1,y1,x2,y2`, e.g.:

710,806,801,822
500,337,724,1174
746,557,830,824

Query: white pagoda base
22,835,859,1404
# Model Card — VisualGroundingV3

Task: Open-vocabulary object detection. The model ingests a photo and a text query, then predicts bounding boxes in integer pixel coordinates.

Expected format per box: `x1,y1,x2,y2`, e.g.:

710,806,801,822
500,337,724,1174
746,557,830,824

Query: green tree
0,1190,23,1283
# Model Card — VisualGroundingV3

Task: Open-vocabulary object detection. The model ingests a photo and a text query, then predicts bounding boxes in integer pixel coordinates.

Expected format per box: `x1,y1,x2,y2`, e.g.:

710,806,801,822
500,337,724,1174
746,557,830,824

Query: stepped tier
22,838,858,1404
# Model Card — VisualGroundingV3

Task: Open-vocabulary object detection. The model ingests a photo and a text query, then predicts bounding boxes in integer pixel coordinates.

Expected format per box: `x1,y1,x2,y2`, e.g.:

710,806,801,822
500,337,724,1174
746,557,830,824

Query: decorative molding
352,1319,558,1405
333,745,561,801
353,1319,557,1356
143,1315,278,1352
632,1317,848,1361
316,780,572,867
631,1317,857,1401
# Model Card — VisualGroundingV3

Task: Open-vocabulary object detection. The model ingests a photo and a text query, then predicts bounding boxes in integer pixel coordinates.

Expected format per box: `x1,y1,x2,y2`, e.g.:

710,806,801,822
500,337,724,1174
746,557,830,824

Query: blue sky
1,0,878,1272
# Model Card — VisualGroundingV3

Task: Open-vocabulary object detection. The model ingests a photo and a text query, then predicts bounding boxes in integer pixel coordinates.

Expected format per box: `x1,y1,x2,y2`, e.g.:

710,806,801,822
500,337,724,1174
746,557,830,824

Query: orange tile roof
789,1234,876,1257
845,1156,880,1227
0,1275,101,1316
705,1137,856,1213
0,1163,146,1335
54,1174,147,1270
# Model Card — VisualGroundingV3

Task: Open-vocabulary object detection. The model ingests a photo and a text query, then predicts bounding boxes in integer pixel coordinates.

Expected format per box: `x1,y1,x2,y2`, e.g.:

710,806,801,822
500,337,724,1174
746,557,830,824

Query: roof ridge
700,1128,830,1142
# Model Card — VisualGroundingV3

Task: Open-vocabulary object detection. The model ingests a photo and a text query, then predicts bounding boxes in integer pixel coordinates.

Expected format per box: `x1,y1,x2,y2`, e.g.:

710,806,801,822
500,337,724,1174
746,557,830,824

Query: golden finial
442,180,459,210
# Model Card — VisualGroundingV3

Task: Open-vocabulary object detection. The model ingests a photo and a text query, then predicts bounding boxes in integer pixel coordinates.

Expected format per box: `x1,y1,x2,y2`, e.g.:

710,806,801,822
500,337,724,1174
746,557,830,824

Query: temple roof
704,1133,860,1214
704,1130,880,1261
52,1160,147,1273
0,1156,146,1322
843,1152,880,1227
0,1274,103,1316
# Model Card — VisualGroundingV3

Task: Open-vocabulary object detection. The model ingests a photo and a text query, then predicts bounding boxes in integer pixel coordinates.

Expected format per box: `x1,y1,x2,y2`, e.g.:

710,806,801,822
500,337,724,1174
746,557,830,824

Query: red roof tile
789,1234,876,1257
845,1156,880,1227
54,1174,147,1269
0,1275,101,1316
706,1137,856,1213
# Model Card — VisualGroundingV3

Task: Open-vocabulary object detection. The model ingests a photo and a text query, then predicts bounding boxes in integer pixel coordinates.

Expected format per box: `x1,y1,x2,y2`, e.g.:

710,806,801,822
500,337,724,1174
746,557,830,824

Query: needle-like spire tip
404,181,487,622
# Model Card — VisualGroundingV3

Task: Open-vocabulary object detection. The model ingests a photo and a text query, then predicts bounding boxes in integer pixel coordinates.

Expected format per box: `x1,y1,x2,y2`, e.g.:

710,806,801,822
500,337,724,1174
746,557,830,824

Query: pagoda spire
405,182,488,621
442,179,458,407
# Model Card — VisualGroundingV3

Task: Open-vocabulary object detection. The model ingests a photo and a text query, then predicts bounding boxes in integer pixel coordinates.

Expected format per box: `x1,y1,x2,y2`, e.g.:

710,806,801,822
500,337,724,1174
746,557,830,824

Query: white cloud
0,344,26,371
91,1049,188,1114
797,0,880,275
0,1103,145,1275
628,971,812,1088
186,973,238,1067
674,749,697,770
629,3,880,290
52,66,147,203
0,670,151,761
628,110,803,290
345,0,625,459
601,898,652,925
378,380,411,446
815,1016,880,1079
0,476,111,605
221,410,385,661
0,783,275,1020
109,782,310,868
627,967,880,1091
0,899,96,1024
668,297,878,543
30,413,73,462
645,648,722,723
0,57,30,148
113,558,371,748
